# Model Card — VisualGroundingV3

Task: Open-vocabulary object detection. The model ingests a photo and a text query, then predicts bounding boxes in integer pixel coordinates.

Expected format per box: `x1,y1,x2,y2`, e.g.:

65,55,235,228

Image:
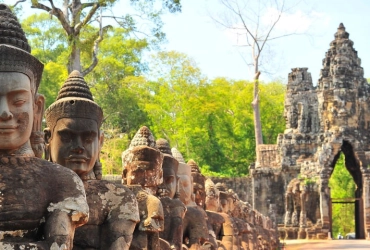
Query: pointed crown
171,147,185,163
188,159,201,173
156,138,172,155
129,126,157,149
0,4,43,91
45,70,103,131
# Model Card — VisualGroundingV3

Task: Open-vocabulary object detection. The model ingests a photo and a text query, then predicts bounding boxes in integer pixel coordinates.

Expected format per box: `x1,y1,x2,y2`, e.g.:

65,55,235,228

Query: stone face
155,140,186,250
45,70,140,249
121,126,166,250
0,4,89,249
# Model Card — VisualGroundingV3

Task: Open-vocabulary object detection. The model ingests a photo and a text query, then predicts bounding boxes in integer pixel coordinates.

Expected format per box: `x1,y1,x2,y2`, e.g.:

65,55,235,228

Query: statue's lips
0,125,18,133
66,155,89,163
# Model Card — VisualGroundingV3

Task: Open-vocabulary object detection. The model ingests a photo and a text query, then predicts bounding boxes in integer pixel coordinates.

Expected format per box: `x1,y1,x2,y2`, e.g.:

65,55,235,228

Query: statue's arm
44,210,76,249
102,192,140,250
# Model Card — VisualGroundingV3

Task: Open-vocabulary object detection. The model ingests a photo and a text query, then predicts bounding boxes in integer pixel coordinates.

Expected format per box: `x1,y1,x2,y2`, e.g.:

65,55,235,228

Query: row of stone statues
0,4,277,250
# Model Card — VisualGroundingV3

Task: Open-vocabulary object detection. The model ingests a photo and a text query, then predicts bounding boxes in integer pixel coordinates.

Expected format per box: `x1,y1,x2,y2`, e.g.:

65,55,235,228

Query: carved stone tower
251,23,370,240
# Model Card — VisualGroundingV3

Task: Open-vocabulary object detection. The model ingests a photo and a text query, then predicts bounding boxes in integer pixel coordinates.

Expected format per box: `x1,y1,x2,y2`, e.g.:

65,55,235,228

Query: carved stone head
45,71,104,180
188,159,206,208
205,178,220,212
172,148,193,205
122,126,163,193
156,138,179,198
0,4,44,156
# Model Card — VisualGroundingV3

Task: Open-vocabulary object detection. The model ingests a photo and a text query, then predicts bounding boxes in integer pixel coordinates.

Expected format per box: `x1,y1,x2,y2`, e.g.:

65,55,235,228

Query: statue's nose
71,136,84,153
0,98,12,120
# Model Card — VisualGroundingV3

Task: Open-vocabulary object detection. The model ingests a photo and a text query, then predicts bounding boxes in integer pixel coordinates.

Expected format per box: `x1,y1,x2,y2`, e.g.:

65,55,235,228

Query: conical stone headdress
0,4,43,91
171,147,185,163
45,70,103,131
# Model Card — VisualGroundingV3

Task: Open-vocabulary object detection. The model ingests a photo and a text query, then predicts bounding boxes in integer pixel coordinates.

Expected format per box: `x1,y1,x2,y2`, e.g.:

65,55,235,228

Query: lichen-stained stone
122,126,166,250
252,23,370,240
45,70,140,249
0,4,89,249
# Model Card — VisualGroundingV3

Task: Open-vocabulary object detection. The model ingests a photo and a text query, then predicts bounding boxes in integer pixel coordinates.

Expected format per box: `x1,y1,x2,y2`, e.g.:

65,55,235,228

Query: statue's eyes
83,132,96,143
58,131,72,142
13,99,26,107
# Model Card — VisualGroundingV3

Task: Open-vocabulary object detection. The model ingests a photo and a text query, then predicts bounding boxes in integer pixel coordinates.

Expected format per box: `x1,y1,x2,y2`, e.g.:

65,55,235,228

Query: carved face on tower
45,71,103,179
0,4,44,153
122,126,163,190
156,139,179,198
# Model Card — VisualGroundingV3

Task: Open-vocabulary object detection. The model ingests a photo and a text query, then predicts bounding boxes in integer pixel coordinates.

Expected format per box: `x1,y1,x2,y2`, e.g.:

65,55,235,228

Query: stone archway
326,141,364,239
252,23,370,240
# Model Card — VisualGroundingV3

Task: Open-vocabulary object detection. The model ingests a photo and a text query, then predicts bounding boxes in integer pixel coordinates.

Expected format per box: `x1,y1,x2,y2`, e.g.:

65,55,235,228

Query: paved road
283,239,370,249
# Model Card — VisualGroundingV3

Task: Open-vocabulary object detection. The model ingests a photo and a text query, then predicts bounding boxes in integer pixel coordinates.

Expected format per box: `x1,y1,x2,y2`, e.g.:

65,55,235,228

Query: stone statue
156,139,186,250
216,183,239,250
172,148,193,206
45,70,140,249
0,4,89,249
122,126,165,250
187,160,217,249
230,198,250,250
204,178,226,249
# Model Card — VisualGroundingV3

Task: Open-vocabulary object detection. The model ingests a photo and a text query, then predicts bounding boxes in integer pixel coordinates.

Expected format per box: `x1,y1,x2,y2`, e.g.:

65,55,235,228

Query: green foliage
142,51,286,176
21,11,286,177
100,129,130,175
87,28,151,138
329,153,356,238
22,14,69,107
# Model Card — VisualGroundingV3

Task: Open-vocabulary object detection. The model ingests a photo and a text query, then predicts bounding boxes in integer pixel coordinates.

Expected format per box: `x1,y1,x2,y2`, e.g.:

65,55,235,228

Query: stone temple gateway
250,23,370,240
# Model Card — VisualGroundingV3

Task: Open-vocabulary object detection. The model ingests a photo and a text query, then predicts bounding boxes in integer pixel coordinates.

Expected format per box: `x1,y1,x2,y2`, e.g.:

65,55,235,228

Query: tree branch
82,25,112,76
259,0,285,53
31,1,72,35
75,3,102,33
14,0,26,7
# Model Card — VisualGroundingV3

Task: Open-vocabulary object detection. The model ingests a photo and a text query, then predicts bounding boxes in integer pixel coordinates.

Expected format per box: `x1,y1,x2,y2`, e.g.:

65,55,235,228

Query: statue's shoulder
206,210,225,224
87,179,137,203
86,180,140,223
33,158,84,194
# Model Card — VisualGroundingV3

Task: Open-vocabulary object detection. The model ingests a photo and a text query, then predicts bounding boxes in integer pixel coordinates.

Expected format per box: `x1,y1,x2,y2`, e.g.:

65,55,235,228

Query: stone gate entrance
249,23,370,240
330,197,363,239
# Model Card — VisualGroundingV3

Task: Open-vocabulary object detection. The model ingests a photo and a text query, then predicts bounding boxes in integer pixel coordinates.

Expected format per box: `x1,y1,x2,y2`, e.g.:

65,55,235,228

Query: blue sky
161,0,370,84
7,0,370,84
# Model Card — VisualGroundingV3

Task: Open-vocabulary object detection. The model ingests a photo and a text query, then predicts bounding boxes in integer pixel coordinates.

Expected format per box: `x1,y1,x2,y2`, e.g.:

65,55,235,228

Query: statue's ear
44,128,51,144
34,94,45,117
43,127,52,161
33,93,45,132
99,130,104,151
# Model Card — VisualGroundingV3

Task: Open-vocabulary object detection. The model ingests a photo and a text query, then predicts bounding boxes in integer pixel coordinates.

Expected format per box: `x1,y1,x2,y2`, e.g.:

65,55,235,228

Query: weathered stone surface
45,70,140,249
0,4,89,249
156,139,186,250
250,23,370,240
122,126,165,250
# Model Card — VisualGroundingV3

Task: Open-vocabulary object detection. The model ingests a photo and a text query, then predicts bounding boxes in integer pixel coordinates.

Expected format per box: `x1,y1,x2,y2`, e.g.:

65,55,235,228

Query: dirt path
282,239,370,250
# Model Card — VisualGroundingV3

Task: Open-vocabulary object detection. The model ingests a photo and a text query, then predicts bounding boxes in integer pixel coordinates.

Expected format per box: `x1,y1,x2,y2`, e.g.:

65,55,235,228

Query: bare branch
31,1,72,34
13,0,26,7
259,2,283,53
75,3,102,33
82,24,112,76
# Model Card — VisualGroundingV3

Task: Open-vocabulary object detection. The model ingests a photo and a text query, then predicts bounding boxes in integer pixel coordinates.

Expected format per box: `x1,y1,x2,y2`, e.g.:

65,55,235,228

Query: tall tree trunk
68,36,82,73
252,65,263,164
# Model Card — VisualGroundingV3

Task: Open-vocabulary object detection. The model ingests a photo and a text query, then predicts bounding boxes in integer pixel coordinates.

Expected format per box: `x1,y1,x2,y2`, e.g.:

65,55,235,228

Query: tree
22,13,69,107
209,0,300,159
17,0,181,75
329,154,356,238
